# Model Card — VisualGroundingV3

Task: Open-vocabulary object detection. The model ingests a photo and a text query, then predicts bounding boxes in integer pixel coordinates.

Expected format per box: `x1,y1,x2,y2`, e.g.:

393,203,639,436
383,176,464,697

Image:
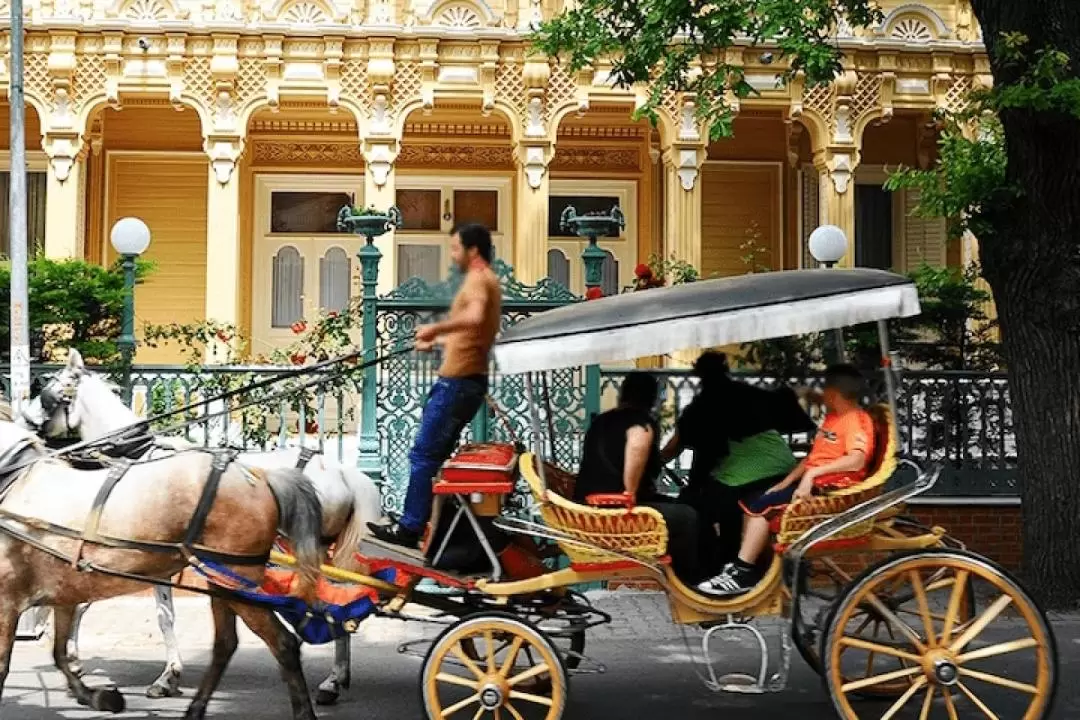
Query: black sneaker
367,521,421,550
696,562,758,597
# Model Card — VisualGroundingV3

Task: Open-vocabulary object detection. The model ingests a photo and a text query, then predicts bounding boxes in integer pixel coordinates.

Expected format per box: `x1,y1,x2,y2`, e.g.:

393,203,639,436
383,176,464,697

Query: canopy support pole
525,373,549,492
876,319,899,422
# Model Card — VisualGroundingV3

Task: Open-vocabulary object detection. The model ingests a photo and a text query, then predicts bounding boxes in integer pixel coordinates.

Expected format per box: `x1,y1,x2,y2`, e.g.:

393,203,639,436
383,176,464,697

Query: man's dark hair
453,223,493,263
824,363,866,402
692,351,730,388
619,372,659,411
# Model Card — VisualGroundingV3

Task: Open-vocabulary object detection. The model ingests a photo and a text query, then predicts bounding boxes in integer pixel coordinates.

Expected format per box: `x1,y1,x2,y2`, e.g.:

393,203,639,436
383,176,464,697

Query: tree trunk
972,0,1080,608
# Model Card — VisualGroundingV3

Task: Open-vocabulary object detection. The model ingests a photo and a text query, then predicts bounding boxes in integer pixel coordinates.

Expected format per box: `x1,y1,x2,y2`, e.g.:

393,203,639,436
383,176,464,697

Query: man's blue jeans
399,375,488,533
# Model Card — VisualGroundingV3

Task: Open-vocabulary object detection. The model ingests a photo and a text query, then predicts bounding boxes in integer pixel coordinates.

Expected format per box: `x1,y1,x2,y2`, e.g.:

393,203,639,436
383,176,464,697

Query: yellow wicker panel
519,454,669,564
776,405,899,546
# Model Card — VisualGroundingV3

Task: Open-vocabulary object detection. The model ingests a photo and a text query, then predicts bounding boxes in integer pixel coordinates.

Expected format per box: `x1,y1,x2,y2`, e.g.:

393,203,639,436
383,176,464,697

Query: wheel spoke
443,694,482,718
908,571,937,647
504,702,526,720
508,690,554,707
864,592,927,652
957,637,1039,664
484,631,497,673
958,667,1039,695
881,677,928,720
451,645,487,680
949,595,1013,653
940,570,970,645
508,663,551,688
919,686,936,720
840,664,922,693
436,672,481,690
956,681,1001,720
838,636,922,663
943,688,959,720
472,707,486,720
498,637,526,679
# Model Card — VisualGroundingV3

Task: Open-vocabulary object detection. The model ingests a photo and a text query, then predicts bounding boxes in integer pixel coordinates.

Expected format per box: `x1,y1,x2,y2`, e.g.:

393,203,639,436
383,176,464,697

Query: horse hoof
314,688,340,706
147,682,183,699
91,687,126,713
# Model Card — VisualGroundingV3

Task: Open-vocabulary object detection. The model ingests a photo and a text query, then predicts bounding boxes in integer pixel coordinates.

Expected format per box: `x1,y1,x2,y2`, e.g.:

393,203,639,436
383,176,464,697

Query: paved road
5,594,1078,719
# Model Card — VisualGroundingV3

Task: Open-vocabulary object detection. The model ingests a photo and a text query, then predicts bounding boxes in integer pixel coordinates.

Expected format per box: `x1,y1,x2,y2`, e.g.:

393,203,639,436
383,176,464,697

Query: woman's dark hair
824,363,866,402
619,372,659,411
452,222,493,263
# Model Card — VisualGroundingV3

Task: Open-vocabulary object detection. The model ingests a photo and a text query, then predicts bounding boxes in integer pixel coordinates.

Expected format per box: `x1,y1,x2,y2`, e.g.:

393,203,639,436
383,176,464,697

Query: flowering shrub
632,254,699,291
584,286,604,300
143,298,364,445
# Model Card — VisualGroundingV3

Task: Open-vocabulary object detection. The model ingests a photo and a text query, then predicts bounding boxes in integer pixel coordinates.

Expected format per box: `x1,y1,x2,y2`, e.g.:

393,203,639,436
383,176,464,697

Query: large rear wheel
823,550,1056,719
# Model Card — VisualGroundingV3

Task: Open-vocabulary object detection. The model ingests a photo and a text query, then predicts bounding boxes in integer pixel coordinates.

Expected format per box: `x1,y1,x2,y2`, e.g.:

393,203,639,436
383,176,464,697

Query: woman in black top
575,372,702,583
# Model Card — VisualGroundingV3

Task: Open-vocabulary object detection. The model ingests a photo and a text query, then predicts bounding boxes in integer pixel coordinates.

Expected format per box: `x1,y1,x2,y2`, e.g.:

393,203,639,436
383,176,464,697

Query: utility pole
8,0,30,414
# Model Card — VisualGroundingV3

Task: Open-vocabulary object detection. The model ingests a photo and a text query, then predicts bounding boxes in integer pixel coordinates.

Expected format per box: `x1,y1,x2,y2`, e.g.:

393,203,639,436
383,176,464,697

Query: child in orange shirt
697,364,875,597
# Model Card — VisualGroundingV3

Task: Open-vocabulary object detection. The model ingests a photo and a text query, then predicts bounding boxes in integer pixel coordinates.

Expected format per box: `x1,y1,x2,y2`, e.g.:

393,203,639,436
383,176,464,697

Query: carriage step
357,538,486,590
359,536,427,563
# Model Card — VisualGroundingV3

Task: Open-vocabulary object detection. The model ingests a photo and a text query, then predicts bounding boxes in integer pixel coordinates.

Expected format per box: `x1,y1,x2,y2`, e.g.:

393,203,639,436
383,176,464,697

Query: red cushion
585,492,634,508
441,442,518,484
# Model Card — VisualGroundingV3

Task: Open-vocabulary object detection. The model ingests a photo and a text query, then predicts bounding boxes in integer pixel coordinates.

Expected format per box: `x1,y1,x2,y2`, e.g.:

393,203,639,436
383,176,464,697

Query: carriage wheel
824,550,1056,719
421,612,567,720
791,519,970,682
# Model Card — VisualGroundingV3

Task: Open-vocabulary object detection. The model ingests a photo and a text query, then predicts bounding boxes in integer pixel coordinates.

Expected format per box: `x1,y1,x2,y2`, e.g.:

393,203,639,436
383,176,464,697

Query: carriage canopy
492,268,920,374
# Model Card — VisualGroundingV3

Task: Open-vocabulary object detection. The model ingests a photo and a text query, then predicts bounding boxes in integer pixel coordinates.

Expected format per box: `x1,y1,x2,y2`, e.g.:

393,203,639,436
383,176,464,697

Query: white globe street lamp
808,224,848,268
110,217,152,405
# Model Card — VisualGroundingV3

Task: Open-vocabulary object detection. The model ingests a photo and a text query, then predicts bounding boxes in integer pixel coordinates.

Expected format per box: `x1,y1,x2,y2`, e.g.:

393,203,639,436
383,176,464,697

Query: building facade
1,0,988,362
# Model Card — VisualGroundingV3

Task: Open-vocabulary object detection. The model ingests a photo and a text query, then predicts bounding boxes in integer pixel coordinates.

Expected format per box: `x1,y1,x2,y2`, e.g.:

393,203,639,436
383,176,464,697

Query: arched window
319,246,351,313
271,246,304,327
601,250,620,296
546,248,570,288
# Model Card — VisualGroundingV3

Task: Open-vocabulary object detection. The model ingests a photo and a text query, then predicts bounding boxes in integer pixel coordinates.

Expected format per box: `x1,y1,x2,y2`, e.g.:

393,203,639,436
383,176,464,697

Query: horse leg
0,606,20,703
53,605,125,712
232,603,316,720
147,586,184,698
315,635,351,705
183,597,238,720
65,603,89,677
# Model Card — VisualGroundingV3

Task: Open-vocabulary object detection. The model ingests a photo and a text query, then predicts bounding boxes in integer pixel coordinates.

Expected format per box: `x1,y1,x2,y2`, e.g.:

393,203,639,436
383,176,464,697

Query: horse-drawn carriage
1,267,1056,720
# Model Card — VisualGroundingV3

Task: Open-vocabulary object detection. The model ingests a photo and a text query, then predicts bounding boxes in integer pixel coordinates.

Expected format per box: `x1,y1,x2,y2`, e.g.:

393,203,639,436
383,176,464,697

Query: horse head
22,348,130,441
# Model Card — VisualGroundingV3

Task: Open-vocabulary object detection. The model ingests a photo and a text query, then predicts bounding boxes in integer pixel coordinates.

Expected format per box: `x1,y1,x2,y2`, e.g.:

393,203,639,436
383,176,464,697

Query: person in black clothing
660,352,817,575
575,372,701,583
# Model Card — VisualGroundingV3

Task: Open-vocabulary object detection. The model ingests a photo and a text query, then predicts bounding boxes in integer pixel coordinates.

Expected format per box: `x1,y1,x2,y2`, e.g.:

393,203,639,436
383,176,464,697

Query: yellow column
42,133,86,259
661,144,705,271
362,138,399,295
814,148,858,267
513,141,551,283
204,135,244,360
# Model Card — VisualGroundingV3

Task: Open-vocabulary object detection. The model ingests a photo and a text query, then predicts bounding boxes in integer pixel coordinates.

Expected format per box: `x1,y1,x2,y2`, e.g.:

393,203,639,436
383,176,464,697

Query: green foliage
142,301,364,445
531,0,882,140
0,257,154,365
632,253,700,290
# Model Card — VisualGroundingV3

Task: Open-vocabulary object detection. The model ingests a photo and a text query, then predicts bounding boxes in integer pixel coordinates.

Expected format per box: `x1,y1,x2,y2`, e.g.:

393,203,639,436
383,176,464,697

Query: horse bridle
29,372,78,435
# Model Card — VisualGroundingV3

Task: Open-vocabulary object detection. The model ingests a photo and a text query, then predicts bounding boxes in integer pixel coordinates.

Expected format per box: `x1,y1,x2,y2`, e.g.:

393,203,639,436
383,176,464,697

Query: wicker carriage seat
774,404,898,549
519,454,669,565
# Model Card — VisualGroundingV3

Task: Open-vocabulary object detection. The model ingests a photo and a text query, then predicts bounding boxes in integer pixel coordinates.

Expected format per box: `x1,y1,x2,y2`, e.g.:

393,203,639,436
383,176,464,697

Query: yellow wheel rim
825,551,1055,720
422,615,567,720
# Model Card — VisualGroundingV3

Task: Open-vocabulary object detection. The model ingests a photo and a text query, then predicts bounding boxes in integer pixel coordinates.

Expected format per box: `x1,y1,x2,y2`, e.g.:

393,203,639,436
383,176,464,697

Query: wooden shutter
902,188,948,270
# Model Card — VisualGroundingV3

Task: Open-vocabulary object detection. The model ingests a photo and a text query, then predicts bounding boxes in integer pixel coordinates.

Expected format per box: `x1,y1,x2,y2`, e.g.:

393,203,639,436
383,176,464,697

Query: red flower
585,287,604,301
290,320,308,335
634,263,653,279
290,353,307,366
327,311,339,318
215,330,231,343
304,419,319,434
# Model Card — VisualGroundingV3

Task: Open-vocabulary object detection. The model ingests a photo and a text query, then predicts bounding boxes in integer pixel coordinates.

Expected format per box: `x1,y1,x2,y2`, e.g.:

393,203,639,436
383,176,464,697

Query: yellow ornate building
1,0,987,362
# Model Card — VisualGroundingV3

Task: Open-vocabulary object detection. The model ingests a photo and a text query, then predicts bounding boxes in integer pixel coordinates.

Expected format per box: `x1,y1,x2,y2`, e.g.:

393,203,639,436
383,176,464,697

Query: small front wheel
823,549,1056,720
421,612,568,720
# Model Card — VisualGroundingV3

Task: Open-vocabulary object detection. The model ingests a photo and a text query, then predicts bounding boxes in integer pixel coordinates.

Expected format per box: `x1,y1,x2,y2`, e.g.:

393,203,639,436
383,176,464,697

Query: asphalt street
4,595,1078,719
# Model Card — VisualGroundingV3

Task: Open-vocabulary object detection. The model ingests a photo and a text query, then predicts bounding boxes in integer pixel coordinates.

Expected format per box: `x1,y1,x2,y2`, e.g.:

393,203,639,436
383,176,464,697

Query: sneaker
696,562,757,598
367,521,421,550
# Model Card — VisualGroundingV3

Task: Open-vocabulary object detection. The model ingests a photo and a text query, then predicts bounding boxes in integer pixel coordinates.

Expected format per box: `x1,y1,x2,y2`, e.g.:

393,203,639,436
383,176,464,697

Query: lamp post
808,224,848,364
110,217,151,406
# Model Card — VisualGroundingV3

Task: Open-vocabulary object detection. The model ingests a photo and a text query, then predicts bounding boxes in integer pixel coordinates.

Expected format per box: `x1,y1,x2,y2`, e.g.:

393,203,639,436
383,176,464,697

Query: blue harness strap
189,557,398,645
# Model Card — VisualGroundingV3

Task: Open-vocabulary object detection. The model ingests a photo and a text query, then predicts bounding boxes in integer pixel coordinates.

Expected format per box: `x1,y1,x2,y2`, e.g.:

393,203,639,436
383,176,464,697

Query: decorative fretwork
339,57,371,111
803,81,836,132
945,74,974,114
390,59,423,115
396,144,514,169
545,63,576,122
236,56,268,108
71,52,107,112
890,16,934,43
280,0,330,24
182,55,216,115
434,3,481,28
493,59,527,117
121,0,172,22
23,51,52,112
852,71,883,125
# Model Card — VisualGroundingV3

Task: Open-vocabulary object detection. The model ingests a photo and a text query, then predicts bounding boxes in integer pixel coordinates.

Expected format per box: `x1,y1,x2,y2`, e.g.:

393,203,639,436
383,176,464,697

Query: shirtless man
368,223,502,549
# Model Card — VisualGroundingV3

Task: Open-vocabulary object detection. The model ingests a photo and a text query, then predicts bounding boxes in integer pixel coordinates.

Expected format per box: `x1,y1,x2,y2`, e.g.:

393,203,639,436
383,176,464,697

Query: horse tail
329,469,383,573
265,469,324,601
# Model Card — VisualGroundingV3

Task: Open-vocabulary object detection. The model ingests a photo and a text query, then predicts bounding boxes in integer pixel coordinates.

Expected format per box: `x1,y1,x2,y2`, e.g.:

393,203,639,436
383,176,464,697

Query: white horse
20,349,383,705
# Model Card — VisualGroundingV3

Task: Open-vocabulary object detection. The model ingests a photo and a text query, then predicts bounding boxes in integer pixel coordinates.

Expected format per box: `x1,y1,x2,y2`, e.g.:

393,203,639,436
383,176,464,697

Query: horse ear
67,348,85,372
